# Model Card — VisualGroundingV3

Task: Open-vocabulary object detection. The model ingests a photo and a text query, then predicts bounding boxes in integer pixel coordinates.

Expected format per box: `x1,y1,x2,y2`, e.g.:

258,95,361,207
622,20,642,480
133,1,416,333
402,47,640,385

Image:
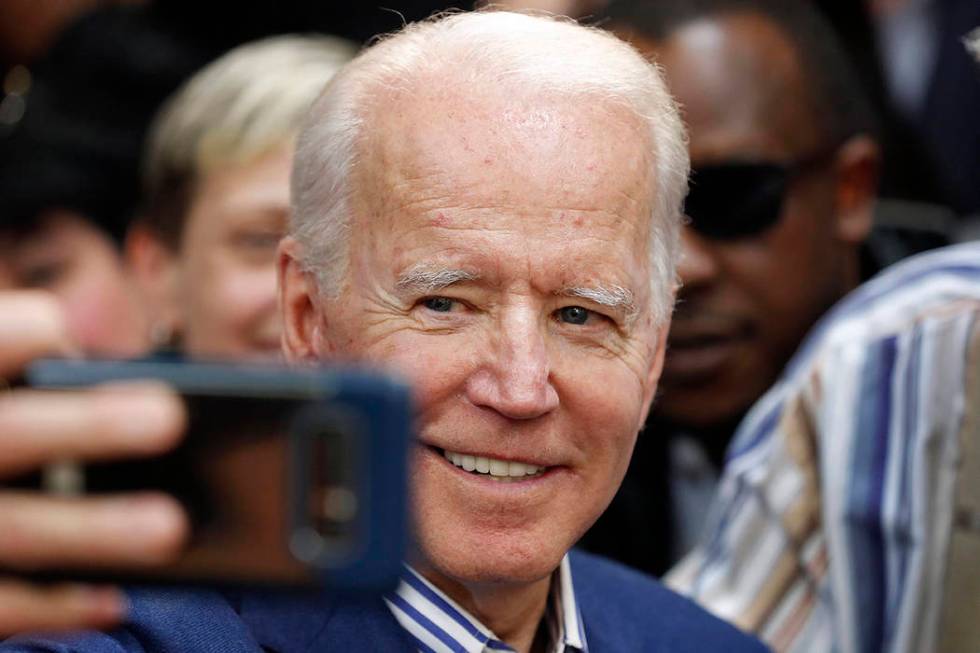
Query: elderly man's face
281,90,667,588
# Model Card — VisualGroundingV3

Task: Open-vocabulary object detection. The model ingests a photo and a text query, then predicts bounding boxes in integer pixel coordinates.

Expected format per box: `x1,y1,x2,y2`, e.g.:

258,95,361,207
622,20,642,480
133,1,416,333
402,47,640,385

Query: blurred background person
129,35,356,359
668,236,980,652
0,61,154,357
0,211,150,358
0,25,357,639
0,2,456,358
581,0,944,576
666,24,980,652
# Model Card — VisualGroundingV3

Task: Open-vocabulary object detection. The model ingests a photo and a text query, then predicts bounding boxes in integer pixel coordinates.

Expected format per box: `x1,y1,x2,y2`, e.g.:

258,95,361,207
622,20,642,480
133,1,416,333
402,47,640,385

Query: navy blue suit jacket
4,551,767,652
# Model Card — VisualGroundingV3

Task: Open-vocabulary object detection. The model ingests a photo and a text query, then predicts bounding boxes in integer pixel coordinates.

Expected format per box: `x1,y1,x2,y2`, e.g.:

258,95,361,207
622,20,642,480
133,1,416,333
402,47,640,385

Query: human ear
278,236,322,362
124,222,181,346
832,134,880,244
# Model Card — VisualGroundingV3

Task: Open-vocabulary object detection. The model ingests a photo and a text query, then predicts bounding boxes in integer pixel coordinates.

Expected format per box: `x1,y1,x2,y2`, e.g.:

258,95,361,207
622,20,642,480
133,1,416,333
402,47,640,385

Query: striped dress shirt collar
384,554,589,653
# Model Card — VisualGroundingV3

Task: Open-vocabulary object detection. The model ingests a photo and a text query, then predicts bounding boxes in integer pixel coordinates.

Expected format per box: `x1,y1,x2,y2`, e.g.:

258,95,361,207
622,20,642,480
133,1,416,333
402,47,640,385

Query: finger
0,382,185,476
0,292,77,378
0,492,189,572
0,580,125,637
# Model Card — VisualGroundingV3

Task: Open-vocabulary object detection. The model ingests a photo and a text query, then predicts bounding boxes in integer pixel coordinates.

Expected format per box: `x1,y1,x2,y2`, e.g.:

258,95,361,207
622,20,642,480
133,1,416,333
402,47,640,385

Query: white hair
966,27,980,63
143,34,357,245
291,11,689,324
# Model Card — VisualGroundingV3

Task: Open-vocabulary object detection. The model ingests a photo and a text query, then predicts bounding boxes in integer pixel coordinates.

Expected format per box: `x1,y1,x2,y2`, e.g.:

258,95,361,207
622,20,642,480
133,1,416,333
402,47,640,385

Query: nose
465,306,559,420
676,227,720,289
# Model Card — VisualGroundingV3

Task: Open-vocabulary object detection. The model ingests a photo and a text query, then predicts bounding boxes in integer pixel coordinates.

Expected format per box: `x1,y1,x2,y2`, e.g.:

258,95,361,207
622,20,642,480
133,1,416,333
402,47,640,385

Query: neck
414,562,553,653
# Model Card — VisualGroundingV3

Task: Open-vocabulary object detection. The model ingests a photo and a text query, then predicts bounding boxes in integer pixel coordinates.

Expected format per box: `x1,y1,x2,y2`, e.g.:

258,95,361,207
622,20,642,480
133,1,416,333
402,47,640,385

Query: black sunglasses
684,152,833,240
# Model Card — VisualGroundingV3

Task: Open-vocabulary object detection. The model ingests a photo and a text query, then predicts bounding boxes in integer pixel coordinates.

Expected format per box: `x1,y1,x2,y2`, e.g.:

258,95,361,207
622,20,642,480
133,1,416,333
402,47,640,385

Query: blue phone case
26,357,412,593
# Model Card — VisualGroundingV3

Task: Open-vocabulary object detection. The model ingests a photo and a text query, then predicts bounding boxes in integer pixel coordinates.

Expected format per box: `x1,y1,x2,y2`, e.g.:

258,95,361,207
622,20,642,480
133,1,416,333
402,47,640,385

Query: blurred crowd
0,1,977,652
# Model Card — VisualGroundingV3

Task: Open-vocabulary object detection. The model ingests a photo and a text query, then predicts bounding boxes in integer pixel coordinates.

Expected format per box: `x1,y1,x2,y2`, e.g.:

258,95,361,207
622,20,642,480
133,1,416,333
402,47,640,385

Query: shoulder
0,587,413,653
793,241,980,369
1,588,264,653
727,242,980,461
569,550,768,652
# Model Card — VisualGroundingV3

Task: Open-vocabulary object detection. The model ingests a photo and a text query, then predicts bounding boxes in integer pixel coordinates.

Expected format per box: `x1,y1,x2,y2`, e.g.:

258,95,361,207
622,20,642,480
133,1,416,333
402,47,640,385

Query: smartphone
17,357,412,593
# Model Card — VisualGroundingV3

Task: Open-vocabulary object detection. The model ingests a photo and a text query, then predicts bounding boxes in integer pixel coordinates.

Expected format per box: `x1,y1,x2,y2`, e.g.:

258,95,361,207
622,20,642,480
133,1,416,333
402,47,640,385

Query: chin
415,524,568,587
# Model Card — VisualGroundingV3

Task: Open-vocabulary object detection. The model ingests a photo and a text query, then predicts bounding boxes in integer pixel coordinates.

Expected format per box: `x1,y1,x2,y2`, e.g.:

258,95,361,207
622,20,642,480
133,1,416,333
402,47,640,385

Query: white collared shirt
385,555,589,653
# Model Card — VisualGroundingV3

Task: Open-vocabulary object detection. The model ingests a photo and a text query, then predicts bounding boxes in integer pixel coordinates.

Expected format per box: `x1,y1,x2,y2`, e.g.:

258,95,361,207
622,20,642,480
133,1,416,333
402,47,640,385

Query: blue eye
423,297,455,312
558,306,589,325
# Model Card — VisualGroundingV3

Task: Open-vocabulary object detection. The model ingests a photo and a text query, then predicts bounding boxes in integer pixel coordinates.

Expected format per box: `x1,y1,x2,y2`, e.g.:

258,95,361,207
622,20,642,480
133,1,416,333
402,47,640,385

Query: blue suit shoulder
570,550,769,652
0,585,413,653
2,559,765,653
0,588,266,653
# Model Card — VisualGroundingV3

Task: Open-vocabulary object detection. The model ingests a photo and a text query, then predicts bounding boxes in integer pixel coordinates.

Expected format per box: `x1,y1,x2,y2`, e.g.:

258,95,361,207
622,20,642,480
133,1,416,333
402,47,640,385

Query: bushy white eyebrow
560,285,638,324
395,265,481,294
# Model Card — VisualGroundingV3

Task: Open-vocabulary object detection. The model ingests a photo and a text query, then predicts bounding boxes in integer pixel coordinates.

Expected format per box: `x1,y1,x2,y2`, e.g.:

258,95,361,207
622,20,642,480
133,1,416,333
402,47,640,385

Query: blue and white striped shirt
668,242,980,652
385,555,589,653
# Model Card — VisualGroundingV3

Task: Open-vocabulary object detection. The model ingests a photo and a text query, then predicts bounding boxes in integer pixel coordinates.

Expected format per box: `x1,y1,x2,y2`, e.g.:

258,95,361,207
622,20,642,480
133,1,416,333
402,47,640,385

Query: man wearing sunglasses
583,0,884,575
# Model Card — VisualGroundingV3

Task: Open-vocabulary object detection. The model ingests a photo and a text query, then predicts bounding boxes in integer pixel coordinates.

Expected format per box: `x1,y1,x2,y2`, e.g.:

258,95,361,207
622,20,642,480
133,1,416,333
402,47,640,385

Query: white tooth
475,457,491,474
452,452,463,467
524,464,539,476
489,459,509,477
444,450,452,461
508,462,526,477
462,455,476,472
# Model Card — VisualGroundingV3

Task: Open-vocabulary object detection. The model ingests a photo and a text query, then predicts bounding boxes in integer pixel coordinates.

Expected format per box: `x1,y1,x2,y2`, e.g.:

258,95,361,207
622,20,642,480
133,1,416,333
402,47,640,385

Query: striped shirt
667,242,980,653
385,555,589,653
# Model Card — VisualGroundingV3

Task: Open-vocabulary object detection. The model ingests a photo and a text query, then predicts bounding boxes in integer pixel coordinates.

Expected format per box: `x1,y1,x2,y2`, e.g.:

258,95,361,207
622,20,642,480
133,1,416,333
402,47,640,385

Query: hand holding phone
0,291,187,636
21,357,412,594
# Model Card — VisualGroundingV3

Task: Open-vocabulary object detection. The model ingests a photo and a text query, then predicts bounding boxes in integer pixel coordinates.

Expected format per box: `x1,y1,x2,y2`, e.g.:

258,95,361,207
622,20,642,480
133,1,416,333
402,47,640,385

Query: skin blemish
586,163,596,172
483,156,493,165
431,212,451,227
573,216,584,227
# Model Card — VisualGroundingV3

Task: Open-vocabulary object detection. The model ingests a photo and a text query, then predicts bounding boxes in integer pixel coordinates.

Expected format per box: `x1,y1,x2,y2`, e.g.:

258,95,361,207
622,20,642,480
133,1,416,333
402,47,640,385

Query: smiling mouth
436,448,549,481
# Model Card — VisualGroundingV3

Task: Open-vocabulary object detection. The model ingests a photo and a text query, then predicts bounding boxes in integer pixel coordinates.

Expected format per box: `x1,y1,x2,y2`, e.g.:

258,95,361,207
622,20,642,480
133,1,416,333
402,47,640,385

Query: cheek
561,360,643,464
720,221,824,315
363,332,478,414
210,266,277,322
58,264,145,355
183,259,279,351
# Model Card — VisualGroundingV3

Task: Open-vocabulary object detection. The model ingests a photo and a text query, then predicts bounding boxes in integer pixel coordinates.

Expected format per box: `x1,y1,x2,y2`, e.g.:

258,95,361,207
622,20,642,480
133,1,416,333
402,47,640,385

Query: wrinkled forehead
353,83,656,221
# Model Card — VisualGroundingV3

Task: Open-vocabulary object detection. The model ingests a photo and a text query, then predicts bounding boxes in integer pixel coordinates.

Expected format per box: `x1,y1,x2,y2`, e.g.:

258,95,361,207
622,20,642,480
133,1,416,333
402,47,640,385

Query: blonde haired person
129,34,357,358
